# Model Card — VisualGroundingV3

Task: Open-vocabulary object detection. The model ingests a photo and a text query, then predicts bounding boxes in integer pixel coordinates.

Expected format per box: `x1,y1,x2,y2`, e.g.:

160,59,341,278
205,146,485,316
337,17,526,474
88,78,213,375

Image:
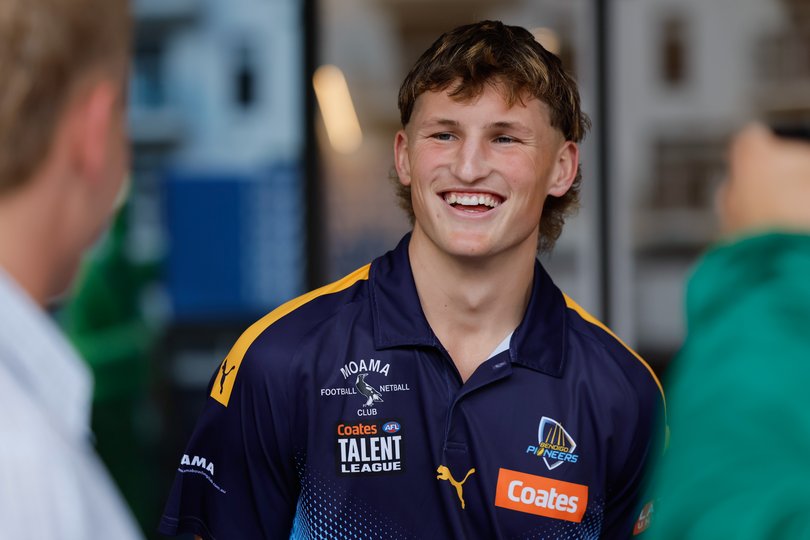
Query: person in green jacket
648,123,810,538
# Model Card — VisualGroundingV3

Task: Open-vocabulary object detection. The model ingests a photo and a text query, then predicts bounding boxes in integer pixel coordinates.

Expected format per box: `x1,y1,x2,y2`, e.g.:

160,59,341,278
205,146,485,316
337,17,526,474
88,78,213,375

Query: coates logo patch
526,416,579,470
336,420,404,475
495,468,588,522
320,358,411,418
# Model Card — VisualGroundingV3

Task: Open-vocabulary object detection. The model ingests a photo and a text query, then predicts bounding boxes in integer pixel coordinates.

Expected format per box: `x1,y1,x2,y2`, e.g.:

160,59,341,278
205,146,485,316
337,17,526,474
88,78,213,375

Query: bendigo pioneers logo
526,416,579,470
495,468,588,522
336,420,404,475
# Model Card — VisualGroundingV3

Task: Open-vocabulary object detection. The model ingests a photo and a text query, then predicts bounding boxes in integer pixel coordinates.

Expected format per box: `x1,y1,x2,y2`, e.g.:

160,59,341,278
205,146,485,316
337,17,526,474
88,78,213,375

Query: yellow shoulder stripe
563,294,667,418
210,264,372,407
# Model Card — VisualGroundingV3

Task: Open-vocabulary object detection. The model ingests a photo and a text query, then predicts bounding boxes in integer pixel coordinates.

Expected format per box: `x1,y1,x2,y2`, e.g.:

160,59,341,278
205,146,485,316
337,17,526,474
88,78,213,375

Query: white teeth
443,193,500,208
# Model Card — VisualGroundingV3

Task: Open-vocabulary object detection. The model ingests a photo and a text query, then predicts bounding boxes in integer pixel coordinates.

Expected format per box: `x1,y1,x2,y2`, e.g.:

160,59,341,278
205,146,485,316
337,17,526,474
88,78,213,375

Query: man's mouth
442,192,503,212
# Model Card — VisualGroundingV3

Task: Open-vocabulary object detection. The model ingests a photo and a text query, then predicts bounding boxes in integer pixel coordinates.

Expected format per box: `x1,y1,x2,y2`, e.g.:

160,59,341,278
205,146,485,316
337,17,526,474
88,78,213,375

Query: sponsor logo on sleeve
211,356,240,407
526,416,579,470
495,468,588,523
633,501,654,535
320,358,411,417
336,419,404,475
178,454,226,494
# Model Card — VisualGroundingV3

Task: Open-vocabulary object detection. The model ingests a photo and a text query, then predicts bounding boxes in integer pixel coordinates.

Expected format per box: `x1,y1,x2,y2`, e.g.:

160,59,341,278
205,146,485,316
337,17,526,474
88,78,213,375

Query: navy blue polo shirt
159,234,666,539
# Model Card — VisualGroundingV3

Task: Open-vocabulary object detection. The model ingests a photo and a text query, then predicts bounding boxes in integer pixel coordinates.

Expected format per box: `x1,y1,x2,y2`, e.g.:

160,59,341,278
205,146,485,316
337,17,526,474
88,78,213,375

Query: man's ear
393,129,411,186
547,141,579,197
65,79,119,186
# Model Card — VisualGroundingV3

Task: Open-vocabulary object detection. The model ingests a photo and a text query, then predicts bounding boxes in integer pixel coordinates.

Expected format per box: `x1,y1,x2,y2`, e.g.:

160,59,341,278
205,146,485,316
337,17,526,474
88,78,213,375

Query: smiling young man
160,20,666,539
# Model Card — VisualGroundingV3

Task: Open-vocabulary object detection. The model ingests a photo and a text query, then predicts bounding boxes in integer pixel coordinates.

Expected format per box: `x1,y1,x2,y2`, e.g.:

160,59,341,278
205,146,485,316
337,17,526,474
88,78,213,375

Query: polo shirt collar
0,266,93,441
369,233,566,377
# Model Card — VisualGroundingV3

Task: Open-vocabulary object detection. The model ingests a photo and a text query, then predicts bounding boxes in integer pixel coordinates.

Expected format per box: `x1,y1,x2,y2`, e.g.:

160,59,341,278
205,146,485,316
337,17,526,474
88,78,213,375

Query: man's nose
450,137,492,183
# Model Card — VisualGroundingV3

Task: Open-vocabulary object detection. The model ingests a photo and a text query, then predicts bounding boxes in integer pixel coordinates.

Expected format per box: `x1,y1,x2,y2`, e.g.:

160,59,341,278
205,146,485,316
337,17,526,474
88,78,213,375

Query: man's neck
0,178,70,307
408,229,536,382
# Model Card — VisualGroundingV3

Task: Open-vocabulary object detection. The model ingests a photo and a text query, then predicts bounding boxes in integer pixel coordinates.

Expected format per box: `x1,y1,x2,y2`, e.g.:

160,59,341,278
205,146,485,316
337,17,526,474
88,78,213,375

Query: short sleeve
159,343,298,539
601,362,666,538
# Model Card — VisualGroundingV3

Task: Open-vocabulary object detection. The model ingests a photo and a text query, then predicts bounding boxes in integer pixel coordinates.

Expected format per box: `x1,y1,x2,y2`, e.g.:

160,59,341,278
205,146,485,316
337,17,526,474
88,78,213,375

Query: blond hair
0,0,130,194
396,20,590,251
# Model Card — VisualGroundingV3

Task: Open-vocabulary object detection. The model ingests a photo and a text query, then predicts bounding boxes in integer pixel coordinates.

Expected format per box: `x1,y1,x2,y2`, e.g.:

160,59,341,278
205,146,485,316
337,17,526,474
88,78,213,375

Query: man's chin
441,243,499,262
46,256,83,309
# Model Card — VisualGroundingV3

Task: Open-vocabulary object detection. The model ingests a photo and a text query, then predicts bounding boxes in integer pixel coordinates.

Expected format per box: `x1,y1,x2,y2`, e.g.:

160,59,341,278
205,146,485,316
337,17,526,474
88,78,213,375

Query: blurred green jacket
650,232,810,539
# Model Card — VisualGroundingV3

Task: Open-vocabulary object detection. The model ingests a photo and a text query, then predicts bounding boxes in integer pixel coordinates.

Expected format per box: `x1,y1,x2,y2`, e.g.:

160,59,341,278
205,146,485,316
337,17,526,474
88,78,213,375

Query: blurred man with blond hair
0,0,142,537
649,124,810,538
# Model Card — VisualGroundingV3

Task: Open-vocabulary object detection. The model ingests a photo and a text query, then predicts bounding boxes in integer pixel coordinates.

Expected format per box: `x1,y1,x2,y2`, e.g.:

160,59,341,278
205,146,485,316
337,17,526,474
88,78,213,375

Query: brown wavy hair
395,20,590,252
0,0,130,194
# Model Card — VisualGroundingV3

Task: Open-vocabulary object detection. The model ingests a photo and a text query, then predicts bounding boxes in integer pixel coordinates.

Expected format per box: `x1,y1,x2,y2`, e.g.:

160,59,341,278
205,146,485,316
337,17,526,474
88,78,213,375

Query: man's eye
494,136,516,144
432,132,455,141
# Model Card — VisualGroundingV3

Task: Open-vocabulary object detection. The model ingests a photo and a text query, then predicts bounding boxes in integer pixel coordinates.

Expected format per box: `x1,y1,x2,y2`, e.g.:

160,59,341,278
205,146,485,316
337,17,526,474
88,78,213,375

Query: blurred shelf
635,208,717,258
134,0,201,30
753,80,810,116
129,108,186,148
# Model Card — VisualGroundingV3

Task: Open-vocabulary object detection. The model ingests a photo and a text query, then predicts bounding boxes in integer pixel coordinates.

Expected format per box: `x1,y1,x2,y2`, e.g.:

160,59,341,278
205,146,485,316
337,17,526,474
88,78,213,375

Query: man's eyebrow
486,120,532,134
419,118,534,134
421,117,459,128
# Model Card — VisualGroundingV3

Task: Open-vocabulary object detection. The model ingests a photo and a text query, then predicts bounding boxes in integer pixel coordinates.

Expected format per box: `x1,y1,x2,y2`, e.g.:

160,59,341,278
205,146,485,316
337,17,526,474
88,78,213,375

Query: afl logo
382,421,401,434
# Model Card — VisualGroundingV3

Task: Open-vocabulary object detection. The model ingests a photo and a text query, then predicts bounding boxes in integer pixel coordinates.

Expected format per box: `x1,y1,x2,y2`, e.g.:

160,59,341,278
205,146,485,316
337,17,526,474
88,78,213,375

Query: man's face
52,75,130,300
106,83,130,211
394,82,578,260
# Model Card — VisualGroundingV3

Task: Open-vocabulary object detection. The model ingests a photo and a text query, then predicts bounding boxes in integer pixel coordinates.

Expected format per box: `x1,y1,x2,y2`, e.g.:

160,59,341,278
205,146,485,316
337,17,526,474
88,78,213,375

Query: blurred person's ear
66,77,124,188
51,75,128,286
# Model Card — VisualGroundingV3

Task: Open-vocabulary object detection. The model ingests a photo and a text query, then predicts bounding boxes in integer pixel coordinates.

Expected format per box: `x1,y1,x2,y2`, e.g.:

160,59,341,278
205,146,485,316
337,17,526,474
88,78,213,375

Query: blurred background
56,0,808,536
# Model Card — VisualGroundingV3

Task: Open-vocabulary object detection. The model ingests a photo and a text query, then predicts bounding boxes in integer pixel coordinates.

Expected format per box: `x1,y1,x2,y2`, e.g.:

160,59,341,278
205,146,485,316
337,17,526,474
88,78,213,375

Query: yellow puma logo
436,465,476,509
